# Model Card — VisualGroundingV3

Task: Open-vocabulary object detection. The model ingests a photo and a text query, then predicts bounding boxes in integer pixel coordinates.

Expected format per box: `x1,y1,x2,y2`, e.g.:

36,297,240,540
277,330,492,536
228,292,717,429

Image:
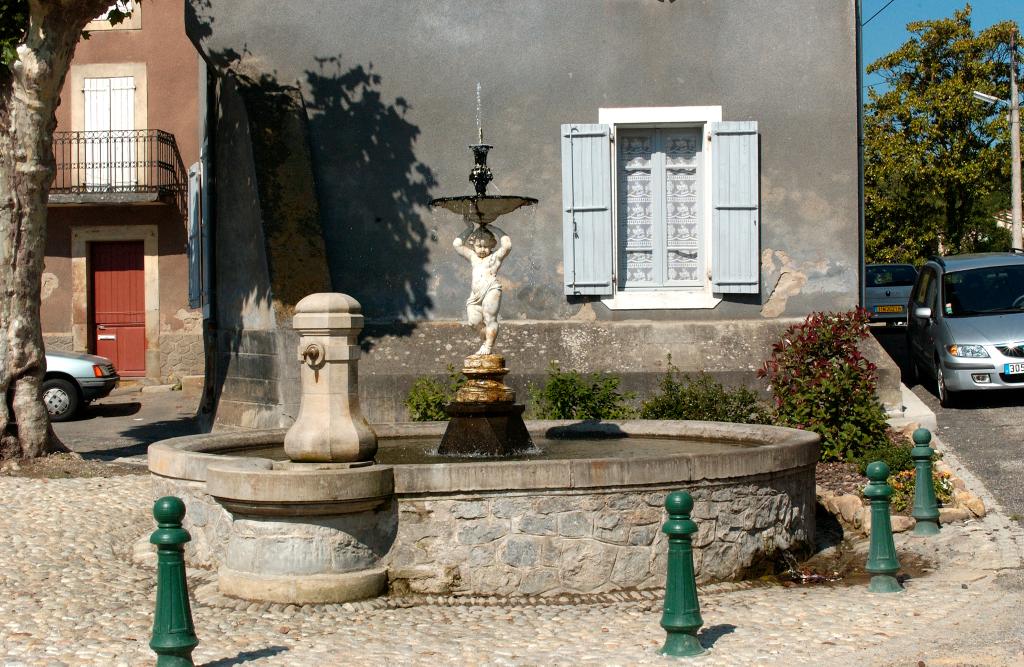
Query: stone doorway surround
71,224,160,380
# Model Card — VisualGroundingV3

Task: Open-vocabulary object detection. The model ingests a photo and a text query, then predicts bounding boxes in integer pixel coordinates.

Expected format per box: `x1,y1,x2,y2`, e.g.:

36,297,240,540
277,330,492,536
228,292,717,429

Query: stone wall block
627,524,658,547
558,512,592,538
517,514,557,536
492,497,532,518
457,519,508,545
560,541,616,592
536,495,575,515
643,492,665,508
502,537,541,568
539,538,561,567
606,494,638,511
610,547,651,586
519,569,558,595
628,506,663,526
475,568,521,595
468,545,497,567
693,519,717,548
451,501,488,519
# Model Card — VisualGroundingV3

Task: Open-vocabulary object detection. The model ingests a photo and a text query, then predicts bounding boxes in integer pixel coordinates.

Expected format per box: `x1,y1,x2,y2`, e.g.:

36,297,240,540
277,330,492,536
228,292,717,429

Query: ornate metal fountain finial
468,143,494,196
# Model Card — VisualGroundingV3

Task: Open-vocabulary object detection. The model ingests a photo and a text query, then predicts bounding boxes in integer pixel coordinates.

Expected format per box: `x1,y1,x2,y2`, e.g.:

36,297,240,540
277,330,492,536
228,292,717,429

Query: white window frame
598,106,722,310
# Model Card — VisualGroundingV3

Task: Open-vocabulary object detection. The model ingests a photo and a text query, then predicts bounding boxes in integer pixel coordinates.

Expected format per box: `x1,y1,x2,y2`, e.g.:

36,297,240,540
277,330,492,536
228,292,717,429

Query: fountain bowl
148,419,818,599
429,194,538,225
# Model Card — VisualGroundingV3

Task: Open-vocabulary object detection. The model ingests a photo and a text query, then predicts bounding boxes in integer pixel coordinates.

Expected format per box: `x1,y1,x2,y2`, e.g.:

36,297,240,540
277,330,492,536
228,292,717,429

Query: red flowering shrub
758,309,890,461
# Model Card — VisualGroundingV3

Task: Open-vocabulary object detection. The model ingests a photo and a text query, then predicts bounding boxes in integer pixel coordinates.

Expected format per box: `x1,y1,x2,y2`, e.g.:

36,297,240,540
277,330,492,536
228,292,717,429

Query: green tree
1,1,131,459
864,6,1019,264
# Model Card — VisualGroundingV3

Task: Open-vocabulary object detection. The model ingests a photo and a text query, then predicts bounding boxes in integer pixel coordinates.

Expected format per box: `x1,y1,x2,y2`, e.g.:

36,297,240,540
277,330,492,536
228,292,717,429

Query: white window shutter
561,123,613,296
711,121,760,294
187,163,202,309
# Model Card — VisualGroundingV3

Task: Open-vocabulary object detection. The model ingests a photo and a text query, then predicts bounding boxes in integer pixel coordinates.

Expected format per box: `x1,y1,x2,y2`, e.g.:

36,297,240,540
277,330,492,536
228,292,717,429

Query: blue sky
862,0,1024,91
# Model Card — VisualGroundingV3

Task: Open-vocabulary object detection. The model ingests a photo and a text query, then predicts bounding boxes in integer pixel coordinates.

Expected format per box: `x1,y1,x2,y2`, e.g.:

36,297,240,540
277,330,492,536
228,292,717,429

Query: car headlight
947,344,989,358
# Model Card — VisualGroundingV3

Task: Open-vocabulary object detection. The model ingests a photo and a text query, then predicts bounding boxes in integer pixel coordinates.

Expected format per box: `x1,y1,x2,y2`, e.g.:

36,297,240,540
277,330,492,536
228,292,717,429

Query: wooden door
90,240,145,376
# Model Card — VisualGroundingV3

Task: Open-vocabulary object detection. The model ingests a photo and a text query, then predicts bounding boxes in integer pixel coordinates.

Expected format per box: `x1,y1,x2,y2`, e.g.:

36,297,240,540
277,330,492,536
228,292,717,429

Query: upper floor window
560,107,760,310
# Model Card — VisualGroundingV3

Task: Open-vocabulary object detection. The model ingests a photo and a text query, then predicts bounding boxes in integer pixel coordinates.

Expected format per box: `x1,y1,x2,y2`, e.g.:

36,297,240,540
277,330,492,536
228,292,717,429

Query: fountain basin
149,420,818,598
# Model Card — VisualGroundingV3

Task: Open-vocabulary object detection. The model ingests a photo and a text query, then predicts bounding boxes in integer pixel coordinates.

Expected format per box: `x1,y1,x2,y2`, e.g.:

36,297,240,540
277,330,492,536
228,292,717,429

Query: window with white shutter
561,124,614,296
84,76,136,191
559,107,761,309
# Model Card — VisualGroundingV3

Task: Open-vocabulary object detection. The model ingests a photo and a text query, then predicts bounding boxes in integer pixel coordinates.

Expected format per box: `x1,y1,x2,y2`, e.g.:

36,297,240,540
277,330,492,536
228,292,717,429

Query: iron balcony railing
51,129,187,211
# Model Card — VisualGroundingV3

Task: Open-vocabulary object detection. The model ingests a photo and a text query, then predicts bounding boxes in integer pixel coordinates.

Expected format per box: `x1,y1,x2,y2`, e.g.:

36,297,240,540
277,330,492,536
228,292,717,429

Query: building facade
42,0,204,382
184,0,891,427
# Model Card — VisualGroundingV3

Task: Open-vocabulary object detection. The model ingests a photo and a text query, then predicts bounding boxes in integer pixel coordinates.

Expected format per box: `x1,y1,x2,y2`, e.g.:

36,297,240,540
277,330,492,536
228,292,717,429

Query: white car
43,351,120,421
907,252,1024,406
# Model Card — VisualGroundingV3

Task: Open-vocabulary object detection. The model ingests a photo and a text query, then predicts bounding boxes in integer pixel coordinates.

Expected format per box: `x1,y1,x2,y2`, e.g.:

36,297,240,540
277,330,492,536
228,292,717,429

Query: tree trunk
0,0,113,459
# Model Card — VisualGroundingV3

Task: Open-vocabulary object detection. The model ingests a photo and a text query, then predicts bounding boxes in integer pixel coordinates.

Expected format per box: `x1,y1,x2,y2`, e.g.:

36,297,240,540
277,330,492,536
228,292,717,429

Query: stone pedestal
208,459,396,604
438,354,532,456
284,293,377,463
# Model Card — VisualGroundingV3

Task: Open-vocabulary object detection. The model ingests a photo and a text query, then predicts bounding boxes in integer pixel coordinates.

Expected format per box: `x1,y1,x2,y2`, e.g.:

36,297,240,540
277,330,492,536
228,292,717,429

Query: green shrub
639,360,771,424
404,365,465,421
856,437,914,475
529,364,635,420
758,308,890,461
887,469,955,513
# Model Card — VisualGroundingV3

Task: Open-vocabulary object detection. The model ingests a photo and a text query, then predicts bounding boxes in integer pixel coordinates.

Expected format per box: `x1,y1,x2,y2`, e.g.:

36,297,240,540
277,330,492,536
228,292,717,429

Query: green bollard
150,497,198,667
910,428,941,536
863,462,904,593
660,491,705,657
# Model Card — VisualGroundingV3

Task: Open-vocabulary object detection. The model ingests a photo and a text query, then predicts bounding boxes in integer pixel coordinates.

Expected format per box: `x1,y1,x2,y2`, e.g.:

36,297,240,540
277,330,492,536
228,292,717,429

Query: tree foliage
865,5,1019,264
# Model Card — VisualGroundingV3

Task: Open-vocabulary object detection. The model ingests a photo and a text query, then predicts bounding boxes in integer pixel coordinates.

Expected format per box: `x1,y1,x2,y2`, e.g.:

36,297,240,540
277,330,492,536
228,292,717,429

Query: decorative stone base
438,402,533,456
218,566,388,604
439,353,532,456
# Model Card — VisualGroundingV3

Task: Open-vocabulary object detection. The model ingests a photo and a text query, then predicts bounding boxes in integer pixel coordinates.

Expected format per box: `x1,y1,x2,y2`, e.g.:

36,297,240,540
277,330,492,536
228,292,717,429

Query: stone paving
2,455,1023,666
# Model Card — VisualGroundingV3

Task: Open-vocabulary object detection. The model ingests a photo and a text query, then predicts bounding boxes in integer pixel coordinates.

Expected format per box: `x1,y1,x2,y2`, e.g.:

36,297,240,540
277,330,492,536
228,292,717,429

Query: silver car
865,264,917,325
907,252,1024,406
43,351,120,421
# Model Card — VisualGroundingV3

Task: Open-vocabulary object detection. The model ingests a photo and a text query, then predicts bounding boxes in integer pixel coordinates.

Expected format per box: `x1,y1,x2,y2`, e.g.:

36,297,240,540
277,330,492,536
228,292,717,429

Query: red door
90,240,146,376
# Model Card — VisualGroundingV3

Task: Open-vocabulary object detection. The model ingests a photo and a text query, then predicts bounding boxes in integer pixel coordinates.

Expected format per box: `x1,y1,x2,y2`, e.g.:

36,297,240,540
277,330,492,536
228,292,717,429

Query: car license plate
875,305,903,313
1005,362,1024,374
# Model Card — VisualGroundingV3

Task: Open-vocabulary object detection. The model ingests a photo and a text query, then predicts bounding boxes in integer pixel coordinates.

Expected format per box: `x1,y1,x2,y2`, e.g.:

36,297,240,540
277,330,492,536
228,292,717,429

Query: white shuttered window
84,76,136,190
560,109,760,308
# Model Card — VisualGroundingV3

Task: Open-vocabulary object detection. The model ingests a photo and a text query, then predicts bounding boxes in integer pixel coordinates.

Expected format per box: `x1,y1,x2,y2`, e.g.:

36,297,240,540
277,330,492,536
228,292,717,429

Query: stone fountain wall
385,469,814,597
149,458,815,597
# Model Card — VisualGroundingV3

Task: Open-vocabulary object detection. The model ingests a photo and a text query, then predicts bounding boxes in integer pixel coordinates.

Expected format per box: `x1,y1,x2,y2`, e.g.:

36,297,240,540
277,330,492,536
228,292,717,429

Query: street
872,326,1024,525
52,387,200,462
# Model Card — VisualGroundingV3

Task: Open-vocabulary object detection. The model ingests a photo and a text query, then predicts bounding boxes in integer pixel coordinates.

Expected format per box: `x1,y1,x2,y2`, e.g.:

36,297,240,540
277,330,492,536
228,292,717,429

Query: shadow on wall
305,56,437,323
186,2,439,426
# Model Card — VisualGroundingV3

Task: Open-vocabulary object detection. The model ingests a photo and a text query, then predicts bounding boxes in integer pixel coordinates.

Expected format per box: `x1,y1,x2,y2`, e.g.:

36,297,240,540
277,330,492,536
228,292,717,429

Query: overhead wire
863,0,900,27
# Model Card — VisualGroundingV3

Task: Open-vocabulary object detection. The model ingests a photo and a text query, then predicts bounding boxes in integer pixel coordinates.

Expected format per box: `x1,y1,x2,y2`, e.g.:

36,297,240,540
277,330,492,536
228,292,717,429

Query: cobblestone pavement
2,459,1023,666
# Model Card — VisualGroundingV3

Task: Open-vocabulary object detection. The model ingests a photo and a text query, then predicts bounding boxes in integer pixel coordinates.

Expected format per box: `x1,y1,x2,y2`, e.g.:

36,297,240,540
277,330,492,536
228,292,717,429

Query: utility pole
1011,28,1022,250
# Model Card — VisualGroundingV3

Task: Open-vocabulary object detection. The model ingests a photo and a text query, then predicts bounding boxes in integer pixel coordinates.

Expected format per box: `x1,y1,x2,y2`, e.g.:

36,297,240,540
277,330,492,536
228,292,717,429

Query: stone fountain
429,142,537,457
147,128,819,604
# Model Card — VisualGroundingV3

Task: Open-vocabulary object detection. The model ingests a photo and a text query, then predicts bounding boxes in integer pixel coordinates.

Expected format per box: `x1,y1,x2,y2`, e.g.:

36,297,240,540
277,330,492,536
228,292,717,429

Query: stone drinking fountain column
430,142,537,456
207,293,396,604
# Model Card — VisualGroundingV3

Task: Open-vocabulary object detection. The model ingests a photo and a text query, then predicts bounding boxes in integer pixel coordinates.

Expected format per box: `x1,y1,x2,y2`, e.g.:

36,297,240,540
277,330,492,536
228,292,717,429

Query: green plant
529,364,635,420
404,365,465,421
758,309,891,461
639,360,771,424
887,469,954,513
856,436,914,475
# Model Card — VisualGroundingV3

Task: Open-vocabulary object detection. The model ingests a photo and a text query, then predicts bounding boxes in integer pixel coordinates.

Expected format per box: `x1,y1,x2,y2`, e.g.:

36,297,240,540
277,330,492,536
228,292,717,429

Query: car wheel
42,378,80,422
934,358,958,408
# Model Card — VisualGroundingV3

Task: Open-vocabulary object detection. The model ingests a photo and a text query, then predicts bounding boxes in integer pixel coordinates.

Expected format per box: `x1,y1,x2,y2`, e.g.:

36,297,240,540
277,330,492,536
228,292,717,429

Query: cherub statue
453,226,511,355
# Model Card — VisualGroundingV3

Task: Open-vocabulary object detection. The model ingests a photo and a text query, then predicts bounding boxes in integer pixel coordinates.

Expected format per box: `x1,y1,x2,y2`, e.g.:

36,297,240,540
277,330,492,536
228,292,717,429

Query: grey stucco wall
188,0,859,323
